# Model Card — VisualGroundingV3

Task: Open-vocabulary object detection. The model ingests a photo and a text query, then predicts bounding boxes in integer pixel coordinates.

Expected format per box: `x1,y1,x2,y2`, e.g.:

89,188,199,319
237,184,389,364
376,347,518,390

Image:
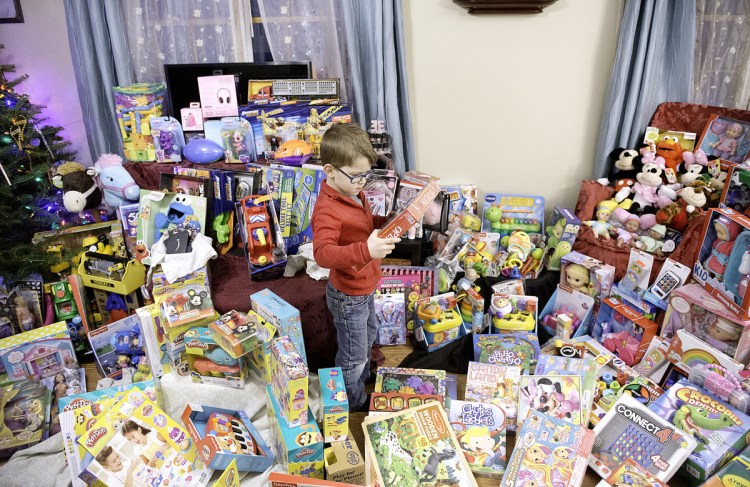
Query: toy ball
274,139,313,166
183,139,224,164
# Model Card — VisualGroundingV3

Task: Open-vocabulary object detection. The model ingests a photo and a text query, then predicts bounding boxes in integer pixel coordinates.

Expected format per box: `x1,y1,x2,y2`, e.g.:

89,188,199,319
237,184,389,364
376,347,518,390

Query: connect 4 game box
590,394,697,483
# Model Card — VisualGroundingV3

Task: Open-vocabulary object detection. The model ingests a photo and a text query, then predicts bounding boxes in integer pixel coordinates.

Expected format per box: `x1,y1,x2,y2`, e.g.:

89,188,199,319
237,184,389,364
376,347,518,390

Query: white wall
403,0,623,212
0,0,92,165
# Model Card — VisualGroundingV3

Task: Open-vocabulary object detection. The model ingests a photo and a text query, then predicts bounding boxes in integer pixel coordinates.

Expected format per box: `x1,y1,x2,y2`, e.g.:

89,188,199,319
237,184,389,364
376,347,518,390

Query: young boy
312,123,400,410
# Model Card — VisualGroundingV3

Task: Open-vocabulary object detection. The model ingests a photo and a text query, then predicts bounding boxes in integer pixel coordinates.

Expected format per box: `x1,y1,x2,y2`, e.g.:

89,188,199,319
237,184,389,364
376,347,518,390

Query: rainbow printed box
0,321,77,381
318,367,349,443
251,289,307,364
269,336,309,428
265,385,324,479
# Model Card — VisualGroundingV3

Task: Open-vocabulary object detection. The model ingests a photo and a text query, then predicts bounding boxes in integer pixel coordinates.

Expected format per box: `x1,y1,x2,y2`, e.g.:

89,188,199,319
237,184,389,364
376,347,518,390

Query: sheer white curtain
120,0,255,83
256,0,349,102
694,0,750,109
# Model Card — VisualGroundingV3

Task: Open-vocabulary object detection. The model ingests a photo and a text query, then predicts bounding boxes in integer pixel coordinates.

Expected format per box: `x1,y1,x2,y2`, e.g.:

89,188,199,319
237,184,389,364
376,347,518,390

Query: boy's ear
323,164,335,177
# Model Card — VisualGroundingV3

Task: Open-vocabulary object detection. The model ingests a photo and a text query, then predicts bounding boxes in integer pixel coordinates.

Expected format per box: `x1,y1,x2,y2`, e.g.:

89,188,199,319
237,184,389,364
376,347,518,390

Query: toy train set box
648,378,750,483
182,403,274,472
0,321,77,382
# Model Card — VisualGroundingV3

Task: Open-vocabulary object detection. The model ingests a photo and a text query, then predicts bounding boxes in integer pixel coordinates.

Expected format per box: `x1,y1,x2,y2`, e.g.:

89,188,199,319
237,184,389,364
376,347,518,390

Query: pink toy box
591,297,658,367
0,321,77,381
198,74,238,118
662,283,750,366
693,208,750,321
269,336,309,428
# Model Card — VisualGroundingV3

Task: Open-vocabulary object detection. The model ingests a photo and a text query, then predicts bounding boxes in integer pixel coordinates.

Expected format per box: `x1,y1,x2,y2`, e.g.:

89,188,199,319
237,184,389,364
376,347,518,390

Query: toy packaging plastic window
534,353,598,422
488,294,538,333
150,116,184,163
374,293,406,346
449,400,507,478
221,117,252,163
464,362,521,431
481,193,545,236
696,114,750,164
591,297,658,366
160,284,216,329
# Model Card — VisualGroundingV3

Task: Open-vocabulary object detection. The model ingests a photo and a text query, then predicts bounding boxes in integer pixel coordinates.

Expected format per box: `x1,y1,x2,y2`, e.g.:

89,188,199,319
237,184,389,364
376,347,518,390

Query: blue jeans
326,282,378,409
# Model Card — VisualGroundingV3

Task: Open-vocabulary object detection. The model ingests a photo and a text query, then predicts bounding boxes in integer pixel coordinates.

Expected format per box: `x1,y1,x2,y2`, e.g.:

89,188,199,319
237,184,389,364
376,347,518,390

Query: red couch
573,102,750,280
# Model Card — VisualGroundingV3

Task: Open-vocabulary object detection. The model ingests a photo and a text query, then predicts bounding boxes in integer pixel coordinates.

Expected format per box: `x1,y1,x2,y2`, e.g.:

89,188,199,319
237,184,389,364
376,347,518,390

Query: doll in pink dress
704,216,741,282
710,122,745,161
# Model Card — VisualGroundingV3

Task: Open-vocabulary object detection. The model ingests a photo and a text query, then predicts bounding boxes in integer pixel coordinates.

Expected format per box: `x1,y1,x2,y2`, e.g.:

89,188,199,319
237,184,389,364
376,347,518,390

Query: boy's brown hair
95,446,114,465
320,123,376,168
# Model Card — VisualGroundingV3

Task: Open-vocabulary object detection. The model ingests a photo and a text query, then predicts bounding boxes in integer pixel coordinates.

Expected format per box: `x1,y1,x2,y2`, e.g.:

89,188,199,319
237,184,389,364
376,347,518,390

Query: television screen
163,61,312,116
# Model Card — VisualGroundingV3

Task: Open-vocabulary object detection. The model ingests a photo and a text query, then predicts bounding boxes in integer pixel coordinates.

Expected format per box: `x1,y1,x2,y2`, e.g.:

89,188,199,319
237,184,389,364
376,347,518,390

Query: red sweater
312,180,385,295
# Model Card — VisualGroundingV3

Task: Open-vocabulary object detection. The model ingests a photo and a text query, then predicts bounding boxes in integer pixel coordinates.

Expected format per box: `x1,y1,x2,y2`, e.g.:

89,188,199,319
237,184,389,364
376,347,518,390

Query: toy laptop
590,394,697,482
413,292,469,352
472,332,540,374
449,400,507,478
648,378,750,483
182,403,274,472
0,321,77,381
501,410,594,487
318,367,348,443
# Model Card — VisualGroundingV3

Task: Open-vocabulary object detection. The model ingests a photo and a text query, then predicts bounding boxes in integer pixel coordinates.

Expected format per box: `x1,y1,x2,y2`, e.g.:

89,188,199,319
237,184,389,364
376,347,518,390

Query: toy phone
650,270,681,300
664,168,677,184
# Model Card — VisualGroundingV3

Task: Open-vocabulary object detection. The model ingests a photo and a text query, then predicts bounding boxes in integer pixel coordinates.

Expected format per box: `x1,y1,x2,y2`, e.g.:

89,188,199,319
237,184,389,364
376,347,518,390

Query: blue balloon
183,138,224,164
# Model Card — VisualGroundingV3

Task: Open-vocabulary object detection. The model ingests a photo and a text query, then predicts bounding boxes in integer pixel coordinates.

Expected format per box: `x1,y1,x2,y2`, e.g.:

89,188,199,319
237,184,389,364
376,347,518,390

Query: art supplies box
250,288,306,364
324,436,364,486
269,336,309,427
318,367,348,443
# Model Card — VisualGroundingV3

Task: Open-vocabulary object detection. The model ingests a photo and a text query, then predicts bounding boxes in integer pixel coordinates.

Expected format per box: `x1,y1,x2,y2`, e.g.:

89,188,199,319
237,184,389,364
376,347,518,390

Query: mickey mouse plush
597,148,639,189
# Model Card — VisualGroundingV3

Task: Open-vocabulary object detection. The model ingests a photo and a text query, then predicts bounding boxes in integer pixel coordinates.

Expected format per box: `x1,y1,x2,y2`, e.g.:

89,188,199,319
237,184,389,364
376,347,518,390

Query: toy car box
182,403,274,472
413,292,469,352
720,164,750,214
539,285,595,338
545,207,583,271
184,327,247,388
0,321,77,382
209,310,274,359
269,335,309,428
324,435,365,486
648,378,750,483
693,208,750,321
265,384,324,479
318,367,348,443
87,314,144,379
250,288,306,364
591,297,658,367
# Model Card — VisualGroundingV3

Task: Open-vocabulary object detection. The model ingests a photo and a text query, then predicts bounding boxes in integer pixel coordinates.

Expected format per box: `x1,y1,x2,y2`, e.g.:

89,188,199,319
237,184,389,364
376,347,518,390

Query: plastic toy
78,252,146,295
274,139,313,166
185,327,245,388
482,193,545,235
183,138,224,164
269,336,309,428
113,83,164,162
88,314,144,379
564,263,591,295
209,310,273,359
592,297,658,366
721,166,750,213
241,195,286,267
689,364,750,415
150,116,184,163
413,292,468,351
709,121,746,161
90,154,140,211
585,200,618,239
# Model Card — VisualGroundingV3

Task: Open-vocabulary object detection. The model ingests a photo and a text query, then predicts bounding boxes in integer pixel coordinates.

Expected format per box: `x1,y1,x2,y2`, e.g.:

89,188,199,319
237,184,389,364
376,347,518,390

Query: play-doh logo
676,387,743,426
615,404,673,443
296,448,315,458
63,398,93,412
185,339,208,349
85,427,107,448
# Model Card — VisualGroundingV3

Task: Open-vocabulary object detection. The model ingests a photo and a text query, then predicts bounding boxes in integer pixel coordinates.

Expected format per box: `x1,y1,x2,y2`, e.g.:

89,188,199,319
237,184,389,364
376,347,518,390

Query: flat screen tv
162,61,312,116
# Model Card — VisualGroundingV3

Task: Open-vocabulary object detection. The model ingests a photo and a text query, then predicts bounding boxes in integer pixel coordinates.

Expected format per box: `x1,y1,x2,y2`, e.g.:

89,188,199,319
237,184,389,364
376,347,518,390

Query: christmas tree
0,45,77,279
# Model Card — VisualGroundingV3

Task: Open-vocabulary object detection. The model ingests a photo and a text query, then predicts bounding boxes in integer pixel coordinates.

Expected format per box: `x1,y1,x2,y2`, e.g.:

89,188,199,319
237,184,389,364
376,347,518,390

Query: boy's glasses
336,167,373,185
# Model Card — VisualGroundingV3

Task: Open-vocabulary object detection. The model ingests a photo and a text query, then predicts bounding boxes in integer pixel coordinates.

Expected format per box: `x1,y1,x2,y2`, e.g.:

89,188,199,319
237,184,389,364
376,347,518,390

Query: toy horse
52,161,103,219
90,154,140,211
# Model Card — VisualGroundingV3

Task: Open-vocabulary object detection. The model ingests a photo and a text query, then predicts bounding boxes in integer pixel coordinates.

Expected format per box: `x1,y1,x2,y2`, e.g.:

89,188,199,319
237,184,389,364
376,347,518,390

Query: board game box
448,400,507,478
647,378,750,482
590,394,697,482
464,362,521,431
374,367,446,396
472,332,540,374
534,354,598,422
501,410,595,487
518,375,584,427
362,401,478,487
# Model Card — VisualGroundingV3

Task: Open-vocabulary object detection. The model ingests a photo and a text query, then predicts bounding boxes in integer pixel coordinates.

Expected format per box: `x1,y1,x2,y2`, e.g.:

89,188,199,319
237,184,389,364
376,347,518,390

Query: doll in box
704,216,741,281
564,264,592,296
704,319,742,357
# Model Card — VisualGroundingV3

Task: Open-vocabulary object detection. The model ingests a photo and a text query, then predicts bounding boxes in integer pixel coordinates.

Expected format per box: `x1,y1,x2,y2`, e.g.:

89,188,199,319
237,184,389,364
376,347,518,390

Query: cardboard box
250,289,306,363
265,385,324,479
209,310,274,359
591,297,658,367
181,102,204,131
87,314,145,379
198,74,238,118
0,321,77,381
185,326,248,388
268,473,362,487
245,318,278,382
378,179,442,238
182,403,274,472
559,250,616,304
545,207,583,271
317,367,348,443
269,336,309,427
324,436,365,486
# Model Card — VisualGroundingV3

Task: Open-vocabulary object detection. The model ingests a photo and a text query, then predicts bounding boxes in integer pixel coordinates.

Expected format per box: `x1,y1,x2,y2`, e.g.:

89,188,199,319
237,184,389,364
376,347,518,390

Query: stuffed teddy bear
655,179,711,232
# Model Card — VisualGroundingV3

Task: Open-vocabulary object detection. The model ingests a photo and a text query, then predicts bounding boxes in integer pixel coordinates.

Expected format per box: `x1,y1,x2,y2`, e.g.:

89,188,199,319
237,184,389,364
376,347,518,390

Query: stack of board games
448,399,507,478
464,361,521,430
518,374,585,427
501,410,595,487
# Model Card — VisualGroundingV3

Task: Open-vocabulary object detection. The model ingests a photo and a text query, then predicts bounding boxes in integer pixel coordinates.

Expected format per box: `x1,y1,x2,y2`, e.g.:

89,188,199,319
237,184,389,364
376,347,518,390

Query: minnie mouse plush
615,154,676,214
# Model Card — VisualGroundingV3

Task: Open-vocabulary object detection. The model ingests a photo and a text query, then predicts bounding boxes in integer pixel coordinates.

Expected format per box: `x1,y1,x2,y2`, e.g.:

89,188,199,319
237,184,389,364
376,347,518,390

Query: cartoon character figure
154,195,200,234
158,131,174,157
459,426,505,470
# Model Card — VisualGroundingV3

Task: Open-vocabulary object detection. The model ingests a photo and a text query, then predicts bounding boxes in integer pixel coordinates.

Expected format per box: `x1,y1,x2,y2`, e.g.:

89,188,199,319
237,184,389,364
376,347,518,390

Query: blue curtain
593,0,696,178
63,0,134,161
341,0,414,173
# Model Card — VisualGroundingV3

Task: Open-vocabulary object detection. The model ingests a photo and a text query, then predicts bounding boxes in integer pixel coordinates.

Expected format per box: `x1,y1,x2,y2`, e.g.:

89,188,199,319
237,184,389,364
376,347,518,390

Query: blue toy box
318,367,349,443
182,403,274,472
184,327,248,388
250,289,306,364
87,314,145,379
265,384,324,479
413,292,469,352
0,321,77,381
287,164,325,255
538,285,595,338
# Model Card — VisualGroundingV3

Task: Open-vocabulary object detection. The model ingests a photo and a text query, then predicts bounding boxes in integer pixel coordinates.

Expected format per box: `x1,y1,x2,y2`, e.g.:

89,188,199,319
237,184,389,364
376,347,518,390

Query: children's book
77,389,211,487
590,394,697,482
374,367,446,396
448,400,507,478
362,401,478,487
472,332,540,373
534,354,598,423
464,362,521,431
501,410,595,487
518,375,584,427
647,378,750,483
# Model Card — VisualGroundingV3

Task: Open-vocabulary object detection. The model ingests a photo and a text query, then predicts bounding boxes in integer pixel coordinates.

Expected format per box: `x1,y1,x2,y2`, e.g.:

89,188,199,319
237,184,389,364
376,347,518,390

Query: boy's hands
367,230,401,259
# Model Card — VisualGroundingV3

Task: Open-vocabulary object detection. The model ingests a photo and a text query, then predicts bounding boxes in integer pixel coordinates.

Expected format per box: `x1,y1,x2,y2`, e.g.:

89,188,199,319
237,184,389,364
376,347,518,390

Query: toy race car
241,195,285,267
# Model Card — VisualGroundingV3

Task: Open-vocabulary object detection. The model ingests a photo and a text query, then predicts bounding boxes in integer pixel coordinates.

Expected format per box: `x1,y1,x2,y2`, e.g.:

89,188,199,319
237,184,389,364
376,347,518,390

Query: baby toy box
591,297,658,367
182,403,274,472
265,384,324,479
693,208,750,321
413,292,469,352
318,367,349,443
559,251,616,305
87,314,144,379
0,321,76,381
545,207,583,271
538,284,595,338
209,310,274,359
184,327,248,388
648,378,750,482
269,336,309,428
250,289,306,364
324,435,365,486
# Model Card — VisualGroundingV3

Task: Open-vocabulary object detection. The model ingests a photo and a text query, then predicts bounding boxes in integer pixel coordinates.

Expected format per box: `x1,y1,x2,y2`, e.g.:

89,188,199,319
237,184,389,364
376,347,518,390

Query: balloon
183,138,224,164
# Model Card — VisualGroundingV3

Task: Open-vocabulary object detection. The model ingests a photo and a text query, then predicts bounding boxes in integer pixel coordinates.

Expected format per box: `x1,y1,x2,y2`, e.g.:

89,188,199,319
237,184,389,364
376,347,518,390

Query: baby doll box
413,292,469,352
592,297,658,367
317,367,349,443
539,284,595,338
0,321,77,381
662,283,750,366
648,378,750,483
209,310,273,359
182,403,274,472
560,251,616,303
694,208,750,321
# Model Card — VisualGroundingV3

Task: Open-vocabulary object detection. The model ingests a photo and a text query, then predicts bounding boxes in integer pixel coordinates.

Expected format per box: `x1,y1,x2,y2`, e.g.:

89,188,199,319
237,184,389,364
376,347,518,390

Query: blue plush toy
154,195,201,233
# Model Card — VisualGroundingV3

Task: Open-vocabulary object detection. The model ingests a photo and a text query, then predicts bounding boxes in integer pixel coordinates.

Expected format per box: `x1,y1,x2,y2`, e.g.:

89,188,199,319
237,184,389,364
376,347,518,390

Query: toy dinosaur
672,403,735,452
